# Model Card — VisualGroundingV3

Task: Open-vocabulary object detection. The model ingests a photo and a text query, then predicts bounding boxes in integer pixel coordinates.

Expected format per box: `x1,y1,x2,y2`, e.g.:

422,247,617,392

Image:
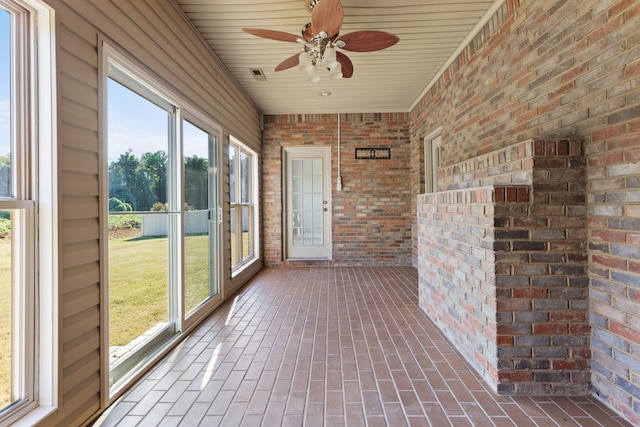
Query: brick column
494,140,589,394
418,139,590,395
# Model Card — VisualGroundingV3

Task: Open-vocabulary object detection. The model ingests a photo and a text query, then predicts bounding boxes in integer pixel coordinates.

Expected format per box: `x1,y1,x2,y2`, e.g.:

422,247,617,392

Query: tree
108,150,155,211
140,151,167,207
109,197,132,212
184,155,209,210
0,154,10,198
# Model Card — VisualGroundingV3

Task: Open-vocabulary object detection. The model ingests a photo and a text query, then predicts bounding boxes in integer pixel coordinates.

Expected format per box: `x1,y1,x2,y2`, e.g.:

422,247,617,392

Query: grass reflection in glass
184,234,210,314
108,234,169,347
0,239,10,409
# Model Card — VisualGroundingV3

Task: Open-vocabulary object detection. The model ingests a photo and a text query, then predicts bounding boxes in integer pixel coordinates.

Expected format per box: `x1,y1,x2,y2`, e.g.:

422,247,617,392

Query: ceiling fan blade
242,28,300,43
311,0,344,38
338,31,400,52
275,54,300,72
336,51,353,78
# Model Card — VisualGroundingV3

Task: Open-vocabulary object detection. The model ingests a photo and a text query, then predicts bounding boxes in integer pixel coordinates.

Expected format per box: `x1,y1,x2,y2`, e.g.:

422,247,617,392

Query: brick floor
95,267,632,426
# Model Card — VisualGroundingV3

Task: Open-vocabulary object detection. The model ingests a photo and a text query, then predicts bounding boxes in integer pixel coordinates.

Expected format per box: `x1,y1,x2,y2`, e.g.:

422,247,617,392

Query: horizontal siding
60,262,100,295
60,197,99,222
62,329,100,371
61,147,99,175
60,97,98,132
55,373,101,427
62,350,100,396
61,172,100,198
61,307,100,354
39,0,262,425
52,1,103,424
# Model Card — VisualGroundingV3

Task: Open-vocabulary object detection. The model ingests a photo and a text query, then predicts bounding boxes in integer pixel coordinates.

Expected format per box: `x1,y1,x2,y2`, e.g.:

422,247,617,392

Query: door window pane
107,77,171,372
291,158,323,247
183,120,214,314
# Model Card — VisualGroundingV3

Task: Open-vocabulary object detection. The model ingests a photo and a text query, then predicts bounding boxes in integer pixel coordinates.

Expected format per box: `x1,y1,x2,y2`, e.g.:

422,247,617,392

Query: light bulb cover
298,51,313,71
329,62,343,79
307,67,320,83
322,47,339,69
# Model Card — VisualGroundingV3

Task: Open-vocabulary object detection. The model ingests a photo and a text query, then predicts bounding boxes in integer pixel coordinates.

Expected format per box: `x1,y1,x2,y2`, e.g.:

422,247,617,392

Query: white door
284,147,332,259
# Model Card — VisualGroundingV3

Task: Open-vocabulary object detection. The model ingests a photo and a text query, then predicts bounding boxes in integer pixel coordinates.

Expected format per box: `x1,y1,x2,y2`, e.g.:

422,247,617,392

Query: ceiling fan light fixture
321,46,338,68
329,62,343,79
298,51,313,71
243,0,399,82
307,66,321,83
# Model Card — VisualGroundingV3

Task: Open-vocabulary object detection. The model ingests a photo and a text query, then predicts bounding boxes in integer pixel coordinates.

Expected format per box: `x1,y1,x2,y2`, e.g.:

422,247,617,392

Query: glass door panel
107,77,174,386
183,120,218,316
292,158,324,248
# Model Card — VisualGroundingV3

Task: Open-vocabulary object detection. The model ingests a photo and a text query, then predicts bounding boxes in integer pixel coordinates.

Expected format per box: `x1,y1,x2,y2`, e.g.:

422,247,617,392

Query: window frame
0,0,57,425
229,136,258,275
424,127,442,193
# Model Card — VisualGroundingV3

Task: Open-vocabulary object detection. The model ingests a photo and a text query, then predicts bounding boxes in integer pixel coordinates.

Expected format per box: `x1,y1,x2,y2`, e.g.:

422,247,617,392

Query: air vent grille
250,68,267,81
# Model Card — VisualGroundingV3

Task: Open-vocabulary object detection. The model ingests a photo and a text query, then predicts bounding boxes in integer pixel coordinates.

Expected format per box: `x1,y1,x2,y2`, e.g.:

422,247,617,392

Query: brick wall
411,0,640,422
417,187,498,386
418,138,590,394
262,113,412,266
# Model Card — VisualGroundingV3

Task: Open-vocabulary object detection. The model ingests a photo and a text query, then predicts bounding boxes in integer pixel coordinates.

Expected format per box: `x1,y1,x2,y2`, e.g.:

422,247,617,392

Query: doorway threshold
282,258,333,267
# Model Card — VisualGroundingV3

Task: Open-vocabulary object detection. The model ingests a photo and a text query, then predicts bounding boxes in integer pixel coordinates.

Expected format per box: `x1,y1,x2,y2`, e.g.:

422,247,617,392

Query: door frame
282,146,332,260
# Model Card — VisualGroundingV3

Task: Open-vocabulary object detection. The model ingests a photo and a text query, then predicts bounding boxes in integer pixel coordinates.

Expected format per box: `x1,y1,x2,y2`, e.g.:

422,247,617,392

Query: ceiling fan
242,0,399,82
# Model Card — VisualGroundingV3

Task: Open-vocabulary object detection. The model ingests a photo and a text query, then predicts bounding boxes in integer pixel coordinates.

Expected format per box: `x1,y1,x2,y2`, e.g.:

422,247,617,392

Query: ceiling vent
250,68,267,81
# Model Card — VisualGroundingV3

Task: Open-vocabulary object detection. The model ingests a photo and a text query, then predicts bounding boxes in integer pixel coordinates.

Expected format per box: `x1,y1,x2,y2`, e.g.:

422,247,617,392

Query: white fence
141,210,209,236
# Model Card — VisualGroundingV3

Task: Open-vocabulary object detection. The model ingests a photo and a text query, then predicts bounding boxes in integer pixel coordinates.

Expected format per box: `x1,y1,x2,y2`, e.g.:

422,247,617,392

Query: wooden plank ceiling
175,0,501,114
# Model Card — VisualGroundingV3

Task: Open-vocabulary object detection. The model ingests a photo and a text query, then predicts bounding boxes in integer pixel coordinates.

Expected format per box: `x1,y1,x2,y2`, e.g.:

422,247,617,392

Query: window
104,46,221,392
424,128,442,193
229,137,258,272
0,0,56,425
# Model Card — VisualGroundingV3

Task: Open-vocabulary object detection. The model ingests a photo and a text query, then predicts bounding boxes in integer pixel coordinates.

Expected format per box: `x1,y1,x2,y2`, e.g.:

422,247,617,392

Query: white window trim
424,127,442,194
229,136,258,276
1,0,58,425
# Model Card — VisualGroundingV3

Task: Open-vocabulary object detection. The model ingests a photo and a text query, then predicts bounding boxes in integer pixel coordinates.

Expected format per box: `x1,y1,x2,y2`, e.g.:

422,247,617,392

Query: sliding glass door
105,53,221,390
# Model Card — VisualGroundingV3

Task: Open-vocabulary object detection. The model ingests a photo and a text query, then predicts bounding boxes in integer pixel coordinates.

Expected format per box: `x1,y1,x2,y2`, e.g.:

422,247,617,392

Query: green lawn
0,229,212,409
108,236,169,347
109,234,210,347
0,240,11,409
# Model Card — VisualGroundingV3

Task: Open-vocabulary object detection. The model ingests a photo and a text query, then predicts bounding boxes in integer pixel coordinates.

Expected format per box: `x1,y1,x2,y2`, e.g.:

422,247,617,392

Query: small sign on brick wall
355,147,391,159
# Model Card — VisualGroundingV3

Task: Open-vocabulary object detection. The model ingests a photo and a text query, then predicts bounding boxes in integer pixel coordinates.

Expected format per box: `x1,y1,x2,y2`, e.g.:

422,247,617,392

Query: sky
1,10,10,159
107,79,209,163
107,78,169,162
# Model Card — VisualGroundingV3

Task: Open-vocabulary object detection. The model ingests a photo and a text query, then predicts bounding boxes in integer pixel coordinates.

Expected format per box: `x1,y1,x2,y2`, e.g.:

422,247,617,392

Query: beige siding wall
40,1,260,425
